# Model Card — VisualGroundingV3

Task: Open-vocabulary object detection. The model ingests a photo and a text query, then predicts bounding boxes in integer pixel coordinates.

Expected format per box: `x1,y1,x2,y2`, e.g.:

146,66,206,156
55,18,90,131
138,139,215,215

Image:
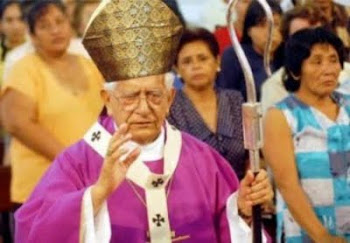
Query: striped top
275,92,350,242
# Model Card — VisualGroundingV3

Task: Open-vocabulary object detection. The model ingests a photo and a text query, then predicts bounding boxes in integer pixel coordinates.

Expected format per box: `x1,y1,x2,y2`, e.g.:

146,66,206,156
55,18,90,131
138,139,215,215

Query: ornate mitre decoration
82,0,183,81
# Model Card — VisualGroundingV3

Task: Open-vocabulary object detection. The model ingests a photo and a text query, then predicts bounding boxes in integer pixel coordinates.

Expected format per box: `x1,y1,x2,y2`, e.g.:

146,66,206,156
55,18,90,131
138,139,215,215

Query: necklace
127,176,174,208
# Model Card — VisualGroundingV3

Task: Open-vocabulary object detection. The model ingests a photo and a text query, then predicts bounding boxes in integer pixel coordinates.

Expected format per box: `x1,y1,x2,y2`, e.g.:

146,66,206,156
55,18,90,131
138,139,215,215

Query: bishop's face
102,74,175,145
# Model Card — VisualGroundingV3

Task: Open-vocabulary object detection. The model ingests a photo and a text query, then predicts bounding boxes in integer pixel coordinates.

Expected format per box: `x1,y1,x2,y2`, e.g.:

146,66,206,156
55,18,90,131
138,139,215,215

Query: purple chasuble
15,116,240,243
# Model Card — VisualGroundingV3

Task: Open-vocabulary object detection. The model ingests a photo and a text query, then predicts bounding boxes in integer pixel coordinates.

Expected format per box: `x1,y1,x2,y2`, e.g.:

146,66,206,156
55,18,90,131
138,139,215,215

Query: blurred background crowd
0,0,349,242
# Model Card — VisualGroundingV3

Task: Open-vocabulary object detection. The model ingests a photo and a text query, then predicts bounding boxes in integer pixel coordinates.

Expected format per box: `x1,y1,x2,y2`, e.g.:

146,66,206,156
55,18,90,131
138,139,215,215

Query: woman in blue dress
264,27,350,243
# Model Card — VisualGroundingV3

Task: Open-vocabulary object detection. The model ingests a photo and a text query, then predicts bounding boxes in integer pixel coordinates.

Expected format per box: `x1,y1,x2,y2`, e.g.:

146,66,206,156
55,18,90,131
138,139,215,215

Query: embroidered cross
152,214,165,227
151,178,164,188
91,131,101,142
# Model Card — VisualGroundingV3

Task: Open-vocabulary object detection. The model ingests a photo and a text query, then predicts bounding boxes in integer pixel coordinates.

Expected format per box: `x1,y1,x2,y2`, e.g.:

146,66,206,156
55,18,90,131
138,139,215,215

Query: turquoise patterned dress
275,92,350,242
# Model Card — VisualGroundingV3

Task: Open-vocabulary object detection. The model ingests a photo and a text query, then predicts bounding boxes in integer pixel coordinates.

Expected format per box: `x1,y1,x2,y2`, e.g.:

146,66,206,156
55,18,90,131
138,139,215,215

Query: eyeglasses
110,90,165,111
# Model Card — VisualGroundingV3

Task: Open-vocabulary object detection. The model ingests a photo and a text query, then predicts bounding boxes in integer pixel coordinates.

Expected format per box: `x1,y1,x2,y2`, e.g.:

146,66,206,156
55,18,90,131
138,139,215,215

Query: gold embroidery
82,0,183,81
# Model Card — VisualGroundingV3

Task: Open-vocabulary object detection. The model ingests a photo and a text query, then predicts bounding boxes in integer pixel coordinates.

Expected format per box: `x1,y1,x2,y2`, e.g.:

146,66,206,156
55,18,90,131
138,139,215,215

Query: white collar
113,123,164,162
84,120,182,243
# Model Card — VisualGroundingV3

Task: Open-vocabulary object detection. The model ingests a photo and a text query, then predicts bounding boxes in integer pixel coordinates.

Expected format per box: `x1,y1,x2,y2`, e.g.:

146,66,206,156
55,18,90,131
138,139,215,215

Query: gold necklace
127,177,174,208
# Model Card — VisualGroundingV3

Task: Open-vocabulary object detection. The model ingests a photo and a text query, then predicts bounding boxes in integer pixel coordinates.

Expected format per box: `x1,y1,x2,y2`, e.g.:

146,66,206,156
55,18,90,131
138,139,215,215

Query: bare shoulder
265,107,285,122
264,107,290,134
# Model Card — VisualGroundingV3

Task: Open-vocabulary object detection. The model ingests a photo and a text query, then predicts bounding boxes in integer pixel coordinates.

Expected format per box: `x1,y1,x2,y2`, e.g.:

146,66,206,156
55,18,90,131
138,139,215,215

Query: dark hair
0,0,23,20
175,27,219,66
0,0,24,61
281,3,323,41
27,0,66,34
283,27,345,92
241,0,282,44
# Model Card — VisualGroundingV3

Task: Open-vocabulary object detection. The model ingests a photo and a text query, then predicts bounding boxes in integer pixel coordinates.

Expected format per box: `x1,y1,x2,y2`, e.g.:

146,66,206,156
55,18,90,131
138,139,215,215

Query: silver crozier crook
227,0,274,242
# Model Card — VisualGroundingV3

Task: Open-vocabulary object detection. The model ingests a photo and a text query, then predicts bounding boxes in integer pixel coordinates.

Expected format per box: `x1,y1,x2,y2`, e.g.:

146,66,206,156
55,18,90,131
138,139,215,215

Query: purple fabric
15,116,241,243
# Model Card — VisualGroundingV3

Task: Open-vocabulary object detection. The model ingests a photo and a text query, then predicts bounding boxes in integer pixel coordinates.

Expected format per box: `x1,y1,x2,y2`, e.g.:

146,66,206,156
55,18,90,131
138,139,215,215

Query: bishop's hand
237,170,274,223
91,123,141,214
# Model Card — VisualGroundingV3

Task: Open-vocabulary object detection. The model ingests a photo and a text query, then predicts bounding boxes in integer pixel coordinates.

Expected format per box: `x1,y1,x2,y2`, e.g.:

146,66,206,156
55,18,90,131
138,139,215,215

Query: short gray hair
103,72,175,91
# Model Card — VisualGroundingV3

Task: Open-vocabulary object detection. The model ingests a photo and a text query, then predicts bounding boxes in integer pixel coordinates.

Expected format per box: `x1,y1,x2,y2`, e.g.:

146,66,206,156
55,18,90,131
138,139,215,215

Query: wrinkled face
103,75,175,145
0,4,26,44
176,40,219,91
31,5,71,56
248,14,282,55
299,44,341,97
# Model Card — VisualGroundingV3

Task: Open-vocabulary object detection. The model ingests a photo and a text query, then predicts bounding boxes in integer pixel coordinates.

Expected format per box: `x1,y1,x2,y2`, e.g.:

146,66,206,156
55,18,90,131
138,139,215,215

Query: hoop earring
290,72,300,81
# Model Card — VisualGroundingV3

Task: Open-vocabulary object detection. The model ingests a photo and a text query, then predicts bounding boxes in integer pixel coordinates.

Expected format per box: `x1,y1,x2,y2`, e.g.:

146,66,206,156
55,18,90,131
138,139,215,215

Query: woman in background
0,0,27,168
0,0,104,205
264,28,349,242
219,0,283,101
168,28,247,180
0,0,26,84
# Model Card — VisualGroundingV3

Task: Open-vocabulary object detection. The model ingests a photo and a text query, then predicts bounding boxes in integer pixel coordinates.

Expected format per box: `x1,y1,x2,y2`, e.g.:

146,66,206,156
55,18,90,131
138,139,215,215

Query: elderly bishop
15,0,273,242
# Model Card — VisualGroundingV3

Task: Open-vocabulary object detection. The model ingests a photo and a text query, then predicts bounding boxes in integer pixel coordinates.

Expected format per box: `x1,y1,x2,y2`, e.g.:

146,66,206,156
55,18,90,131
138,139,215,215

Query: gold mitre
82,0,183,81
